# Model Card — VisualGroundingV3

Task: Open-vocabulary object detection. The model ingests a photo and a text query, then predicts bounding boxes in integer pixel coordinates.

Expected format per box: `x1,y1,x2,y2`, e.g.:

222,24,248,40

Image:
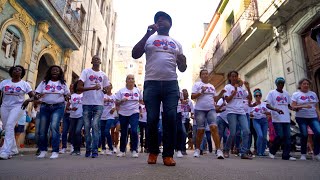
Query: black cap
154,11,172,26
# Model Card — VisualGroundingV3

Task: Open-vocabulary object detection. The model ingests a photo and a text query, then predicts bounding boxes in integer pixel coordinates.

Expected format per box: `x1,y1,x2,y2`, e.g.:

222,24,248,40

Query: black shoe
91,152,98,158
36,149,40,156
85,150,91,157
200,150,203,155
182,151,187,155
241,154,253,160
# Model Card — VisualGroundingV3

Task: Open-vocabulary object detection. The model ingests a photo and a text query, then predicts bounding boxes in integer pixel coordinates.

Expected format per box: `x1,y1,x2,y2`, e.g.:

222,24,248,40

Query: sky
114,0,219,48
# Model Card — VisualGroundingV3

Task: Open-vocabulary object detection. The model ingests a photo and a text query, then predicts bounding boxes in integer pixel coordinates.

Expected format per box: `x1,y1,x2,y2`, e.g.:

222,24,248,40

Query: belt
41,102,64,106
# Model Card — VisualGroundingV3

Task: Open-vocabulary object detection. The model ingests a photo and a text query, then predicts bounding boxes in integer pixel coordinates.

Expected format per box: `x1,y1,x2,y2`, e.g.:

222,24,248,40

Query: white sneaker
113,147,118,154
100,150,106,155
194,149,200,158
37,151,47,158
315,154,320,161
268,153,275,159
131,151,139,158
106,150,113,155
300,154,307,160
176,151,183,158
0,153,9,160
50,152,59,159
216,149,224,159
289,156,296,161
69,145,74,152
117,152,126,157
59,148,66,154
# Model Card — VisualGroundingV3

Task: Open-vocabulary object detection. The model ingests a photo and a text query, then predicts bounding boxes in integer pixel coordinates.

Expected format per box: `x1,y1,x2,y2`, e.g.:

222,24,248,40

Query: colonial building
0,0,116,89
198,0,320,99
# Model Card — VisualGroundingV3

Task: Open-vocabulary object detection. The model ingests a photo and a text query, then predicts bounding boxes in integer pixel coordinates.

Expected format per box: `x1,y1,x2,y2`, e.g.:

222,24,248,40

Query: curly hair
227,70,238,84
9,65,26,79
44,65,66,85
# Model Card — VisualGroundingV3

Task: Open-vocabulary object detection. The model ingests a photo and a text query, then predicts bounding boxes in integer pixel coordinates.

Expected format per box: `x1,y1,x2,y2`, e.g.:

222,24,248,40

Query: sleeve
64,84,70,95
35,81,44,93
244,89,248,98
224,85,232,97
314,92,319,103
177,41,183,55
115,90,122,101
287,93,292,104
0,80,4,91
291,92,298,102
191,83,198,94
103,73,110,87
266,91,272,105
25,82,33,94
79,69,87,83
190,101,194,113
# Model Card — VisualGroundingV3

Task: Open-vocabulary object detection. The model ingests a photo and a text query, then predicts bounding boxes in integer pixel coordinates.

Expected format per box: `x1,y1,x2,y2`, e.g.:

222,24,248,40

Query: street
1,150,319,180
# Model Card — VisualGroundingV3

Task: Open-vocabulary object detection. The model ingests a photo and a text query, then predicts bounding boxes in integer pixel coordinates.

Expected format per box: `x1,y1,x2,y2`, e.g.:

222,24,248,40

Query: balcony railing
49,0,82,42
209,0,258,69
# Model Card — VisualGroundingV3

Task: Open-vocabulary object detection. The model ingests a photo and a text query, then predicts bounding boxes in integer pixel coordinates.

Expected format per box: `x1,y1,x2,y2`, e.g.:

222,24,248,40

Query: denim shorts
194,109,217,129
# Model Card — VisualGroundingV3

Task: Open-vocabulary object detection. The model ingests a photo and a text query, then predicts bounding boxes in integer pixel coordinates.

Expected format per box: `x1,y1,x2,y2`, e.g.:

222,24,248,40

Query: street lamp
311,24,320,47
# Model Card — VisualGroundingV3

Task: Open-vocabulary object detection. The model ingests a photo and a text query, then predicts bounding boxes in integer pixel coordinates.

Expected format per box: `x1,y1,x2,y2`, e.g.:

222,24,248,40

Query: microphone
147,28,153,32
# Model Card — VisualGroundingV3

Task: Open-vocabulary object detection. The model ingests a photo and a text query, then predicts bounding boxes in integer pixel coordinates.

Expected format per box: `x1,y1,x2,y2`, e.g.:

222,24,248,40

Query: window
91,29,96,56
226,11,235,32
96,38,102,56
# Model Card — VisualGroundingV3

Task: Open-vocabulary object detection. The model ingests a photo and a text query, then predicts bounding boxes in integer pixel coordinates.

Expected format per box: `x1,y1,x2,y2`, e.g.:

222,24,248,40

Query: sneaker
132,151,139,158
100,150,106,155
241,154,253,160
70,151,81,156
59,148,66,154
193,149,200,158
315,154,320,161
50,152,59,159
117,152,126,157
98,148,102,152
106,150,113,155
216,149,224,159
37,151,47,158
176,151,183,158
288,156,296,161
223,151,230,158
0,153,9,160
113,147,118,154
268,153,275,159
69,145,74,153
85,150,91,158
91,153,98,158
300,154,307,160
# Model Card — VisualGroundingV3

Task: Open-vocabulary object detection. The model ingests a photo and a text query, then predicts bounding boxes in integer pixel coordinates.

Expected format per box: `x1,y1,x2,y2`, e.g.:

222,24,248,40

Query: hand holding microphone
147,24,158,35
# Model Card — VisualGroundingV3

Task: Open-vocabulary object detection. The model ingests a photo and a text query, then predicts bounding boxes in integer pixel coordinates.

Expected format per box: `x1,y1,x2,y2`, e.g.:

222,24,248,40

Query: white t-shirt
79,68,109,106
144,35,183,81
139,104,147,123
177,92,184,113
192,81,216,111
0,79,32,108
243,99,252,114
216,98,228,123
181,99,194,123
266,90,291,123
116,87,142,116
292,91,319,118
101,94,116,120
251,102,268,119
69,93,83,118
224,84,248,115
36,80,69,104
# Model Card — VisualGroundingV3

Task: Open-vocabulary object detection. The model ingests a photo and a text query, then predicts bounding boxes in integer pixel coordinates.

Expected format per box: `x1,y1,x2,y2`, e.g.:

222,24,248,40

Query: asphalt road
0,150,319,180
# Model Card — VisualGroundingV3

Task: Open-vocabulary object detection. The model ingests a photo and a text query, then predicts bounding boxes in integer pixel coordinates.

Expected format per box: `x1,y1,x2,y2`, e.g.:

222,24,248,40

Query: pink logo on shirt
89,75,102,82
45,85,63,92
72,97,82,103
153,39,176,50
276,96,287,103
4,85,21,93
300,95,315,101
254,108,260,112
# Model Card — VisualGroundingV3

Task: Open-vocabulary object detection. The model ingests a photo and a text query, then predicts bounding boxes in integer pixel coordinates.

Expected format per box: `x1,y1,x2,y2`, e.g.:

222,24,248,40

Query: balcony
16,0,82,50
207,0,273,74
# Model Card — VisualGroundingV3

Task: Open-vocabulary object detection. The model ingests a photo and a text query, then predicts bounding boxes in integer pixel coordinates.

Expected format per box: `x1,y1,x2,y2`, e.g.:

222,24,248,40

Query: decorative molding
0,0,8,13
36,21,50,45
9,0,35,31
277,25,288,45
43,34,62,55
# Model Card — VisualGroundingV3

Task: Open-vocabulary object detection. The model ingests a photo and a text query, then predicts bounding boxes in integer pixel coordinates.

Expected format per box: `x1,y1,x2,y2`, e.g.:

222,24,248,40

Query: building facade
199,0,320,99
0,0,116,89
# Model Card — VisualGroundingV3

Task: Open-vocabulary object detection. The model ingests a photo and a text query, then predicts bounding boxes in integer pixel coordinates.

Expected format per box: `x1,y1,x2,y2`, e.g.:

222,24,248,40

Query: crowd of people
0,11,319,167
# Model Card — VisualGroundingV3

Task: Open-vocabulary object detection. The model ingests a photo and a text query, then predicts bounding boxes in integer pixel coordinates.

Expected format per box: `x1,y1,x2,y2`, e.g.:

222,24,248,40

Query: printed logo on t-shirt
45,85,62,92
124,92,139,100
89,75,102,83
300,95,315,102
276,96,288,104
231,90,244,99
4,85,22,94
153,39,176,50
254,107,267,113
72,96,82,104
181,103,191,112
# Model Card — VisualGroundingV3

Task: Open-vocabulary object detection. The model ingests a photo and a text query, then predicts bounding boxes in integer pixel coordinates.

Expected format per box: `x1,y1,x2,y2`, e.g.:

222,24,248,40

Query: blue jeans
35,112,40,147
217,117,229,150
119,113,139,152
144,80,179,157
83,105,103,153
139,121,147,149
38,103,65,152
296,117,320,155
200,130,212,152
61,113,71,148
226,113,250,154
270,123,291,159
69,117,84,151
176,112,185,151
246,113,253,150
158,118,163,147
253,118,268,155
192,125,197,150
100,119,114,150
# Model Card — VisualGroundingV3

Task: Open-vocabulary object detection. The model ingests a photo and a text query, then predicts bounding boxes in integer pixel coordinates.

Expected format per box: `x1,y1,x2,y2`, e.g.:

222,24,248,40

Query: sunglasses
255,95,262,97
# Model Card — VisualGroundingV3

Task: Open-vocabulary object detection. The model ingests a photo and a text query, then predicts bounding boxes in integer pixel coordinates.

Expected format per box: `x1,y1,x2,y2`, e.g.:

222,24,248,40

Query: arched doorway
35,54,55,87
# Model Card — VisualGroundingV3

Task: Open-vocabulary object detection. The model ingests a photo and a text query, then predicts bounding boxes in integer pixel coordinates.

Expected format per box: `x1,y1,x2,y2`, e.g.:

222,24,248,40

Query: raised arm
132,24,158,59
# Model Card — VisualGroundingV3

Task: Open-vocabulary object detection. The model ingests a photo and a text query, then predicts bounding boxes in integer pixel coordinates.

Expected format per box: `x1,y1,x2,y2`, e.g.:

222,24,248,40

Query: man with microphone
132,11,187,166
